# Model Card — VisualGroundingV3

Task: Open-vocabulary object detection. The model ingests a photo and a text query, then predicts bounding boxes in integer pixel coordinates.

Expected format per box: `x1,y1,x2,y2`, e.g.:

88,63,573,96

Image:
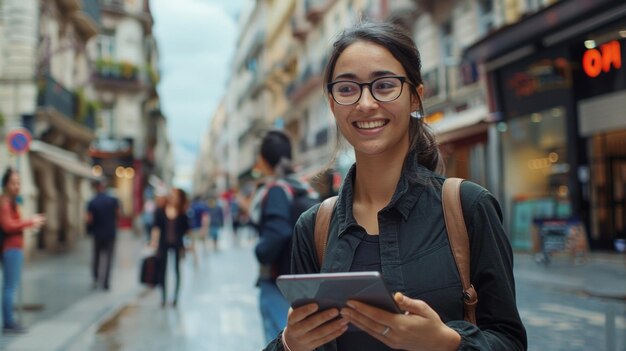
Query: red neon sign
582,40,622,78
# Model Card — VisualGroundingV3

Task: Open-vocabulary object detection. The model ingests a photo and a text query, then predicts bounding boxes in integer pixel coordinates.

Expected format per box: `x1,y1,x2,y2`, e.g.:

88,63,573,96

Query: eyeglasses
327,76,413,106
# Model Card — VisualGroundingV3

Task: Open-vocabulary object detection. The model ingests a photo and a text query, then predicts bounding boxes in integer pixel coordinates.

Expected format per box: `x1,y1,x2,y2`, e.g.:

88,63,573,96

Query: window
477,0,495,35
99,108,115,137
97,33,116,60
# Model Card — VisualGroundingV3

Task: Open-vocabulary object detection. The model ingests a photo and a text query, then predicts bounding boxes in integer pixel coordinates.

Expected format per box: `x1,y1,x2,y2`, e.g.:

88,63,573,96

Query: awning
463,0,623,63
29,140,98,180
428,106,490,144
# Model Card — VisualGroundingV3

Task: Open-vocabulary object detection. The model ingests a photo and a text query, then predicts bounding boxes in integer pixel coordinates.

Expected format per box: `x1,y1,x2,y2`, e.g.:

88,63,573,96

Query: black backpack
264,179,320,278
268,179,319,226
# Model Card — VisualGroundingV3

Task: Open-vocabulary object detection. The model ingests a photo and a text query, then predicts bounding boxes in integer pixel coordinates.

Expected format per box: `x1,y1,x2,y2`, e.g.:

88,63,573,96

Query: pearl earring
410,111,420,119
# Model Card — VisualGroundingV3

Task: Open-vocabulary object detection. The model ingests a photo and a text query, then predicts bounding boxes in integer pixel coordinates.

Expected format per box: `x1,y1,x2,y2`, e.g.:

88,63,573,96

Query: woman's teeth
355,120,387,129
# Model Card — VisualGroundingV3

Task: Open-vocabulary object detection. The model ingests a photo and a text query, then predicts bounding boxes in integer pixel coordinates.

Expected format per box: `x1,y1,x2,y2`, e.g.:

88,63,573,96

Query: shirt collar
334,150,435,237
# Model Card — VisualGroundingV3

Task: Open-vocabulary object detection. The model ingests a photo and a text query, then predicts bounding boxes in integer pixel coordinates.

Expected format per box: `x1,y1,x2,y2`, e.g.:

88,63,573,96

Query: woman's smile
353,118,390,135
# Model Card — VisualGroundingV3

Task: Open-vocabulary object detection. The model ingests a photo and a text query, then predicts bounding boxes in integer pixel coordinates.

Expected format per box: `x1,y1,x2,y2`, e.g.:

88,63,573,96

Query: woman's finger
287,304,319,324
394,292,433,318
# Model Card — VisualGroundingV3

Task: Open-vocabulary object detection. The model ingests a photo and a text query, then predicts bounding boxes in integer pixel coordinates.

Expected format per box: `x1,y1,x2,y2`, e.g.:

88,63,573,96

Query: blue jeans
259,279,290,344
2,249,23,327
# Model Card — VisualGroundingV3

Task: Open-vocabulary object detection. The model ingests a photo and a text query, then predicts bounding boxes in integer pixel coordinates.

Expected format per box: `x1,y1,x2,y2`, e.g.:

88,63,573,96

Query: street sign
6,128,32,155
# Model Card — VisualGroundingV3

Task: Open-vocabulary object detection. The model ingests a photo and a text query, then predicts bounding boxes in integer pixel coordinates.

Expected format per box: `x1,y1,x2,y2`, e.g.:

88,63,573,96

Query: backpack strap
314,196,338,268
442,177,478,325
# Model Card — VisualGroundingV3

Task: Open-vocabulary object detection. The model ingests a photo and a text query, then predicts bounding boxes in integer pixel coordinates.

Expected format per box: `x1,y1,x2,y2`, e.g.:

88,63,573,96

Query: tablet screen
276,271,401,314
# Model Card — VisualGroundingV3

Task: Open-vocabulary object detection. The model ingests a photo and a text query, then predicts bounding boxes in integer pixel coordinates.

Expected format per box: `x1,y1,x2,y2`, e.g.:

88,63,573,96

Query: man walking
86,180,119,290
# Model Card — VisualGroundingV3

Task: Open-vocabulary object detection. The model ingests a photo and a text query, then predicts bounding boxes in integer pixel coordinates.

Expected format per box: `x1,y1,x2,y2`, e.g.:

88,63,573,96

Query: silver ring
381,326,390,336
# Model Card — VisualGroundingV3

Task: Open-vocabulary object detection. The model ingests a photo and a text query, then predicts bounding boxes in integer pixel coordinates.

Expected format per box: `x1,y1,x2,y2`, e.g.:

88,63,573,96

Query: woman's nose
357,87,379,110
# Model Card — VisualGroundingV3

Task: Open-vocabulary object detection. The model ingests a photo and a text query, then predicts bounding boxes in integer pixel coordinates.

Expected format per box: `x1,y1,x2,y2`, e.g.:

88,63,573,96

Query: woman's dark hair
173,188,187,216
323,21,441,172
2,167,15,189
260,130,294,176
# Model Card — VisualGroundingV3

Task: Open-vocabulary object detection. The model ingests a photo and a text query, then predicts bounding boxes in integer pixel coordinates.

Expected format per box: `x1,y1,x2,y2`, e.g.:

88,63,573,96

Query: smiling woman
264,21,527,351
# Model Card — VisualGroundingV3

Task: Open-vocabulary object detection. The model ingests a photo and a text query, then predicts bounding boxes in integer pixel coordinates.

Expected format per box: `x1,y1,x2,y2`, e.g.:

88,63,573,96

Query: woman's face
4,173,20,198
169,189,180,207
328,41,421,158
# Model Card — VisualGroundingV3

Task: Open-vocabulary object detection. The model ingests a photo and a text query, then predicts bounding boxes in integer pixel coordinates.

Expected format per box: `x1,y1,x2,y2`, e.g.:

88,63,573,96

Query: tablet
276,271,401,314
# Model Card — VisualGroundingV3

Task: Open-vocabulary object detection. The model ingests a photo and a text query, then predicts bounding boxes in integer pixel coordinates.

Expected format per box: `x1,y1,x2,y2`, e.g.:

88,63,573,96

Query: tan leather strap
442,178,478,325
314,196,338,267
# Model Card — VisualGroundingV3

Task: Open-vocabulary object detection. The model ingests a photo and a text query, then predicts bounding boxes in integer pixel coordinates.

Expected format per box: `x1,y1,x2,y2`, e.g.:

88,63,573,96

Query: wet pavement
1,226,626,350
68,229,265,351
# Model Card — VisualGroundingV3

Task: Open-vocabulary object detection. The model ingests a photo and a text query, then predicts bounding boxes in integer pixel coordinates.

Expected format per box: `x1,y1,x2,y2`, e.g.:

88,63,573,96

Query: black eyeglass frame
326,76,414,106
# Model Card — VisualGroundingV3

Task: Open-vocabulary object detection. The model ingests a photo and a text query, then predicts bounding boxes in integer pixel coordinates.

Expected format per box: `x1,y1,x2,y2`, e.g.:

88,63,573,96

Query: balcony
56,0,81,13
287,65,322,103
101,0,152,30
305,0,331,23
92,59,146,91
386,0,419,29
37,75,75,119
100,0,124,14
73,0,101,40
36,75,96,138
291,16,310,40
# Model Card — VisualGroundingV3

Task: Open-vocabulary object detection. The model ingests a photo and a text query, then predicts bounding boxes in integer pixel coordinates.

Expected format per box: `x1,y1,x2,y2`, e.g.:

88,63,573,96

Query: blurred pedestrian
250,130,319,344
268,21,527,351
86,179,120,291
0,167,45,334
188,196,209,250
150,188,190,307
141,196,156,243
206,197,224,251
230,195,241,244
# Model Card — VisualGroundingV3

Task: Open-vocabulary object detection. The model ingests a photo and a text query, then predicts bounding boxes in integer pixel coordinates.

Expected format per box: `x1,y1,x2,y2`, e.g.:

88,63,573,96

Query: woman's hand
283,304,349,351
339,292,461,351
31,214,46,230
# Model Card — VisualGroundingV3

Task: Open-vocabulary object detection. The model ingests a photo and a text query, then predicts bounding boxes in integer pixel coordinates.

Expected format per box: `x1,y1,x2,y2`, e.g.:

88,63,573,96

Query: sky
151,0,247,191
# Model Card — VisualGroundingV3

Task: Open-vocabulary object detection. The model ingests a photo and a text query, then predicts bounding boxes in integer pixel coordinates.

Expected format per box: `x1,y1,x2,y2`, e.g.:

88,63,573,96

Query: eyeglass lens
331,77,403,105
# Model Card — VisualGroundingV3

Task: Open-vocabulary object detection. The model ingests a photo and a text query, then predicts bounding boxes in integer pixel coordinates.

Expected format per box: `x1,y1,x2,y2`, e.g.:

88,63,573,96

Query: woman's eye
335,84,357,95
374,80,398,90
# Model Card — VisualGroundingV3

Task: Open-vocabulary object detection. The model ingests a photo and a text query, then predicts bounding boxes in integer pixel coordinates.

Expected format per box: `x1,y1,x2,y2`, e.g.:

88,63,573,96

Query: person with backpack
249,130,319,344
264,21,526,351
0,168,45,334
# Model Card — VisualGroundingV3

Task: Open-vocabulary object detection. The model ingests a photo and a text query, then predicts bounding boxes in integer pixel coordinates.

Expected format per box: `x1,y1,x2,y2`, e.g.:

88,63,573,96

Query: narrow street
69,229,266,351
67,230,626,351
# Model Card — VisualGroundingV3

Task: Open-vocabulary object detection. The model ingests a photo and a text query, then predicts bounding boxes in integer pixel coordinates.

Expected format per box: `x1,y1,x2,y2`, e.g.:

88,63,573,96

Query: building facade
0,0,100,255
88,0,168,228
0,0,171,257
465,0,626,250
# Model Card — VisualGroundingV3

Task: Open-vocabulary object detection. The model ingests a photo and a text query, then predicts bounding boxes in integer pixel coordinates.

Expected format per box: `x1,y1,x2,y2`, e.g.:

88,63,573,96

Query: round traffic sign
6,128,32,155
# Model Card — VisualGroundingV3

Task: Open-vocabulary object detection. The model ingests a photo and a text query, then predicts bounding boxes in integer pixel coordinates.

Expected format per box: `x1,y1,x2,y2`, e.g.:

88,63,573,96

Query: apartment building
0,0,100,255
88,0,169,225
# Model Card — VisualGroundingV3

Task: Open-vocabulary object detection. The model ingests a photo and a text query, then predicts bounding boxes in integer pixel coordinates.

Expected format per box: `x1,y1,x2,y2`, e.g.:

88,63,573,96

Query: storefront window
588,130,626,246
501,106,571,249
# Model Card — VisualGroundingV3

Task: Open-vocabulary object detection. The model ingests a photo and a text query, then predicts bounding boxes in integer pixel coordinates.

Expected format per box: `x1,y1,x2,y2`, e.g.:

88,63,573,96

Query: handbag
140,255,159,287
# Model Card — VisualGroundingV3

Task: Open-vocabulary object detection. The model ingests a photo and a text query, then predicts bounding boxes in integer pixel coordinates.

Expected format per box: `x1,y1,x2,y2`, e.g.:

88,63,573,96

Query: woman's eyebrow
332,70,398,81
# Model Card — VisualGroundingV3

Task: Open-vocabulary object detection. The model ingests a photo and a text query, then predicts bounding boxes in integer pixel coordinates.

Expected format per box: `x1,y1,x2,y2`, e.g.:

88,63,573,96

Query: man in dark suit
86,180,120,290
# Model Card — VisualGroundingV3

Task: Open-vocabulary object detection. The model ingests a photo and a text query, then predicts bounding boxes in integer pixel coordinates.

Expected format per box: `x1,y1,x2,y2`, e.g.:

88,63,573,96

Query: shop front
464,0,626,250
574,31,626,248
496,45,576,250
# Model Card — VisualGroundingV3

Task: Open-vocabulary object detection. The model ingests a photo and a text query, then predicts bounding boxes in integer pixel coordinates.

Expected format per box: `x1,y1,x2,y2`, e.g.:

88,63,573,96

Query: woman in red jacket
0,168,45,333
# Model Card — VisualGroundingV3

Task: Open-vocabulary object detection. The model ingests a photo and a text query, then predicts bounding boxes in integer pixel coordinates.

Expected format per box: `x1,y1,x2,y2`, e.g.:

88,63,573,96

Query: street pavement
0,227,625,350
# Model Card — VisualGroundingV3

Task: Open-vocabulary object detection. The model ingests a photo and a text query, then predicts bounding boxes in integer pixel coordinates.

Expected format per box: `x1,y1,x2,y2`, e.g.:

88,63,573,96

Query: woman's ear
410,84,424,112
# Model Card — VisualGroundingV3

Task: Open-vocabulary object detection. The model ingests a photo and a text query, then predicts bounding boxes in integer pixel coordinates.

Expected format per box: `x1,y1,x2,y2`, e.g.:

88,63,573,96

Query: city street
61,231,626,350
1,228,625,350
68,229,266,351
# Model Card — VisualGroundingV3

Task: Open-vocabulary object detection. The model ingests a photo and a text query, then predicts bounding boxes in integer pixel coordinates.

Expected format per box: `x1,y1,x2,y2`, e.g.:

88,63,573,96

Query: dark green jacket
264,159,527,351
